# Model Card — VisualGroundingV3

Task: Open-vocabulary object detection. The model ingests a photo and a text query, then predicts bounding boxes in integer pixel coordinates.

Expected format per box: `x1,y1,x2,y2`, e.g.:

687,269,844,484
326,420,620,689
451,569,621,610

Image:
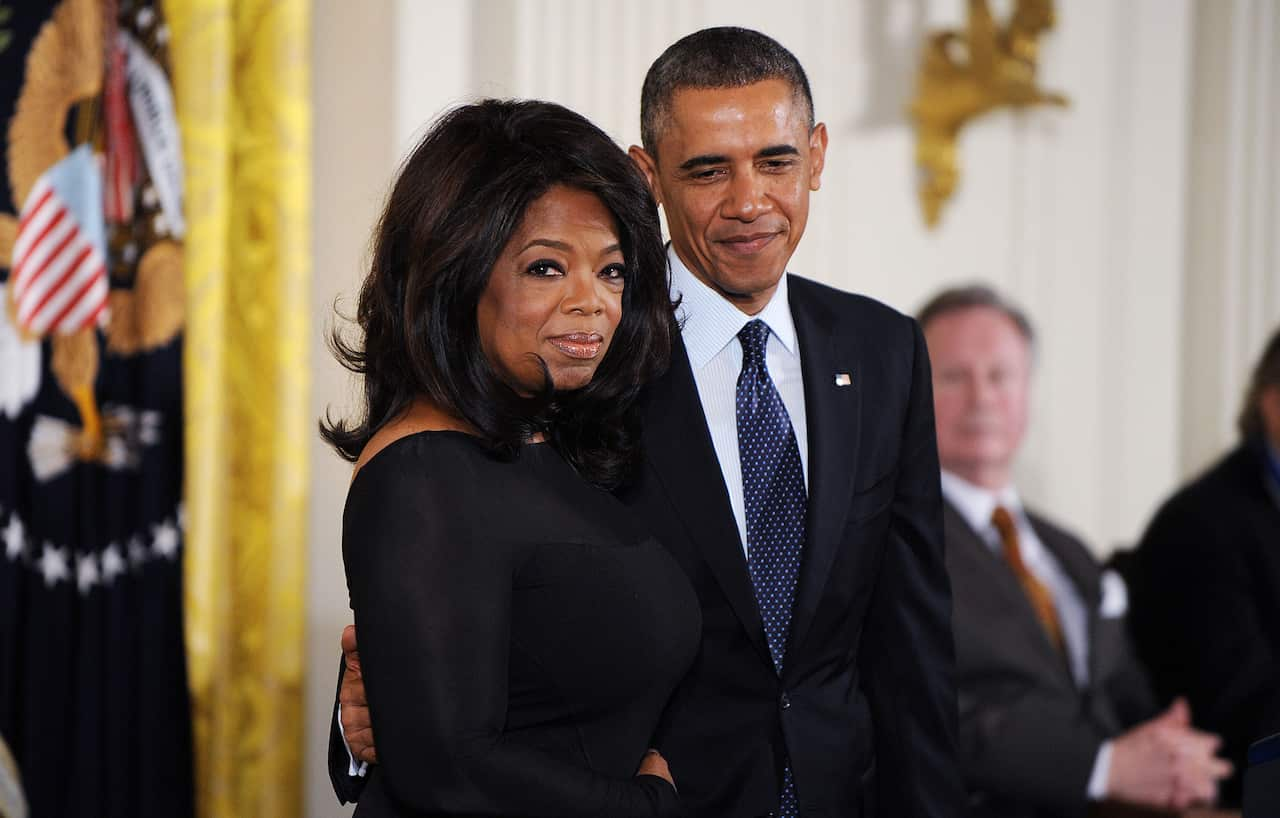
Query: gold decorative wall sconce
909,0,1069,227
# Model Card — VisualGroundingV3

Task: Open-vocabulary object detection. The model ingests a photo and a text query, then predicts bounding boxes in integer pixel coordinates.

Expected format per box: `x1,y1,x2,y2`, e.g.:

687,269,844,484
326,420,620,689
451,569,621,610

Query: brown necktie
991,505,1066,655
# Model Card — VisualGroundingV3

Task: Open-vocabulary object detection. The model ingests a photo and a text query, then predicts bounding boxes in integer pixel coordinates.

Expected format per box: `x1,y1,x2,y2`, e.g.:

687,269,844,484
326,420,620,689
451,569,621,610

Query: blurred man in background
1128,325,1280,808
920,284,1231,817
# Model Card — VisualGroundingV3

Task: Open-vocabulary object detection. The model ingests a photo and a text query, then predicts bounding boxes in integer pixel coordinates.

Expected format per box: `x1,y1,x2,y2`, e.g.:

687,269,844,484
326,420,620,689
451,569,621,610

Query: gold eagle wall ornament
3,0,184,462
909,0,1068,227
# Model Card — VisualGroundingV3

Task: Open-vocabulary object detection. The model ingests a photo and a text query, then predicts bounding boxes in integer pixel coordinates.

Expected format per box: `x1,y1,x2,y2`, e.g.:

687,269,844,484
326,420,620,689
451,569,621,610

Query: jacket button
780,692,791,711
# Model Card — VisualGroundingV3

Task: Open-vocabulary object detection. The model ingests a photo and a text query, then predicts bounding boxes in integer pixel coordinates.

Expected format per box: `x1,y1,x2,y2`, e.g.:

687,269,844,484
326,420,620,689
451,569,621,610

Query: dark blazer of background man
919,286,1231,818
333,28,964,817
1127,326,1280,808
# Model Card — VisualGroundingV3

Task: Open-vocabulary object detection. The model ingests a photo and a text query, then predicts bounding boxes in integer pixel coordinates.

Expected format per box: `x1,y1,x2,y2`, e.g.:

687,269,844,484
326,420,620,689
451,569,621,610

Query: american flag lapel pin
834,372,853,387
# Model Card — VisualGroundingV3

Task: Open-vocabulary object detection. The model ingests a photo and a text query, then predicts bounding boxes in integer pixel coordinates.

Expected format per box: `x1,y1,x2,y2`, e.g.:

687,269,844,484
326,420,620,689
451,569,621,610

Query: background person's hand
636,748,674,788
1106,698,1231,809
339,624,378,765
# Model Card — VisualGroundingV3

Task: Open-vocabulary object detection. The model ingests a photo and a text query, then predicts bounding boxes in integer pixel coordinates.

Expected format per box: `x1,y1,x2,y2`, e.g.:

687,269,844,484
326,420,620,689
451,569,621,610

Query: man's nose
971,376,999,406
722,171,771,221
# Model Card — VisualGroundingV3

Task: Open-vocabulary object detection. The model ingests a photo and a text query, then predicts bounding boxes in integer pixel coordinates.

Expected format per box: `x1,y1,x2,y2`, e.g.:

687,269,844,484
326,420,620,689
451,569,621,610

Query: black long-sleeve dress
342,431,701,817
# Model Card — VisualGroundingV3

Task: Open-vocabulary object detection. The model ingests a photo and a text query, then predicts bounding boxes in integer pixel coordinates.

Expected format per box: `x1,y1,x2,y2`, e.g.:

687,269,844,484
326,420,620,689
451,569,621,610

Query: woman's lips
548,333,604,359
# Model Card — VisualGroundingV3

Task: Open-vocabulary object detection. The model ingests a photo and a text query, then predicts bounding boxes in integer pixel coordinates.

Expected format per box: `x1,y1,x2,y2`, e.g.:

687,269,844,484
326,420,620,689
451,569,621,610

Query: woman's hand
636,749,674,787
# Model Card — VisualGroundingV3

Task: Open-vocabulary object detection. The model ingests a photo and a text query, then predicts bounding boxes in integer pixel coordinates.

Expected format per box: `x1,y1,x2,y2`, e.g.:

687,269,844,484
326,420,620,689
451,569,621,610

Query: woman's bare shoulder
352,400,476,480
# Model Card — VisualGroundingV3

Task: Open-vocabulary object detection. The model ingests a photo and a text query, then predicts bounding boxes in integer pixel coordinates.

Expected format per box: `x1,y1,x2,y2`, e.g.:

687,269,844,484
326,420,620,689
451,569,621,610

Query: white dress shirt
668,247,809,556
939,470,1112,800
339,702,367,777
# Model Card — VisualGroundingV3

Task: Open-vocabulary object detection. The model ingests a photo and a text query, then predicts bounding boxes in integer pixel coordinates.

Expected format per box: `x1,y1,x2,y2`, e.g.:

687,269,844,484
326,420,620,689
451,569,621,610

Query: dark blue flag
0,1,193,815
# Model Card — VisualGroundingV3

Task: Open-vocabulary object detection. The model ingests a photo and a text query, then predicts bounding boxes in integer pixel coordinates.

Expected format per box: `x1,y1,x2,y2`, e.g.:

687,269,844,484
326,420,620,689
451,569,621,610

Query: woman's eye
526,261,563,277
600,264,626,282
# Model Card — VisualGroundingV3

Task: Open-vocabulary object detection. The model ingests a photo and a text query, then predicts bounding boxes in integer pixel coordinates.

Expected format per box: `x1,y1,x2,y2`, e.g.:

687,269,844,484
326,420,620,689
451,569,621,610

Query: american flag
10,145,109,336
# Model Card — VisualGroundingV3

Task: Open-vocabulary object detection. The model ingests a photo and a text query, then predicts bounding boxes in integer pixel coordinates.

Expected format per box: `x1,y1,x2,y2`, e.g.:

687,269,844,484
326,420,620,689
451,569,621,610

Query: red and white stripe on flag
11,176,109,336
103,32,139,224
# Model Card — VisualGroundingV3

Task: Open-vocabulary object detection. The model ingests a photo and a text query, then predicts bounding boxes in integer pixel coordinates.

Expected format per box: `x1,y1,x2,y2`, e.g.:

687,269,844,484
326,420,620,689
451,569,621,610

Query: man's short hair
1238,325,1280,440
916,284,1036,346
639,26,815,158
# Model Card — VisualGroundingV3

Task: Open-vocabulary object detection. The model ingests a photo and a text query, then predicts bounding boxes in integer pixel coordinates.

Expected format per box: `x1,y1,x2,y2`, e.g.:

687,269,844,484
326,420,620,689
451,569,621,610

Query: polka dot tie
736,318,805,818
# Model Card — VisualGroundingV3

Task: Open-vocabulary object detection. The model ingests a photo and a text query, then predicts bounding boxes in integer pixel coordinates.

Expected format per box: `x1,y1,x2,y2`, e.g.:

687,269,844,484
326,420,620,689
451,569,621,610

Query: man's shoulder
1165,443,1259,512
788,274,910,323
1142,442,1266,545
941,497,1098,571
786,274,919,358
1023,506,1101,570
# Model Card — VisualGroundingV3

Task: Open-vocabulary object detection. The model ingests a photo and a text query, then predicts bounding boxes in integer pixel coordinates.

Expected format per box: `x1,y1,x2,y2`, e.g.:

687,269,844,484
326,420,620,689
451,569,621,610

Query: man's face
629,79,827,314
1261,385,1280,451
925,307,1033,486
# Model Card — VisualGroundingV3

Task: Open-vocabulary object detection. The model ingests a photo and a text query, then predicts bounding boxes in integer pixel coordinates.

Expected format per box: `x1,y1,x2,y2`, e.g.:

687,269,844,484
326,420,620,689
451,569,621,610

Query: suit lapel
946,502,1075,684
642,335,772,667
1029,516,1101,612
944,502,1037,616
786,278,862,661
1238,444,1280,549
1027,515,1098,686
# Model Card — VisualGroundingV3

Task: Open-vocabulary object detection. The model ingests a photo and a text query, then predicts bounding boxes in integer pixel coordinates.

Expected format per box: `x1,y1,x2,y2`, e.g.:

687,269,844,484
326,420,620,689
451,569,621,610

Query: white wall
480,0,1200,554
306,2,1280,814
308,5,394,817
1179,0,1280,477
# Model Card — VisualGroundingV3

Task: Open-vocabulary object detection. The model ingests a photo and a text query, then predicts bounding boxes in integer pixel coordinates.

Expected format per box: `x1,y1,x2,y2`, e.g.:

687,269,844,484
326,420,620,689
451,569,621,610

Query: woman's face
477,185,626,394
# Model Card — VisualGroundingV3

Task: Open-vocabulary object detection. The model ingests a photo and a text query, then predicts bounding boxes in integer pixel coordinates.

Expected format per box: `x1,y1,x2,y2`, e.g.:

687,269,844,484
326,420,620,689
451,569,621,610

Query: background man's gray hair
916,284,1037,346
1238,325,1280,440
639,26,815,158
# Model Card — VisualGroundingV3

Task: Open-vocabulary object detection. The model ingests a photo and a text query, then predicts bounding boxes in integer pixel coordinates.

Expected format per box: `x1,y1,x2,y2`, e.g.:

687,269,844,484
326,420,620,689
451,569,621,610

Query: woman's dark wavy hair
321,99,674,489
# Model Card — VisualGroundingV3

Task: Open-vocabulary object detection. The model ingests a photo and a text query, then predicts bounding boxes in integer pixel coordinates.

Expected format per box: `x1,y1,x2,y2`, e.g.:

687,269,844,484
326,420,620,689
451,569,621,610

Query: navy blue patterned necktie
736,318,806,818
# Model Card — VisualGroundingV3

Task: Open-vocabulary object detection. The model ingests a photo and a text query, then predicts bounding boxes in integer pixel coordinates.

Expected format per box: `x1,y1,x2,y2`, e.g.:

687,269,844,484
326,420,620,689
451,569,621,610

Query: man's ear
628,145,663,206
808,122,829,192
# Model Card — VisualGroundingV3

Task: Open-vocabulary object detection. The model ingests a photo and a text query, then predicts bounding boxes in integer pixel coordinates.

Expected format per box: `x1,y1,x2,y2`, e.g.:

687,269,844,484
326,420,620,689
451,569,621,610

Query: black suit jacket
330,275,963,816
944,501,1157,818
1126,440,1280,807
620,276,961,817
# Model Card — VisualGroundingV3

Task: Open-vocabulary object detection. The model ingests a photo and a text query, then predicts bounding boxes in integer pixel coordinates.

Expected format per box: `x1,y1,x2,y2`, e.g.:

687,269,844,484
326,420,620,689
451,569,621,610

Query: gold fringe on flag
164,1,310,815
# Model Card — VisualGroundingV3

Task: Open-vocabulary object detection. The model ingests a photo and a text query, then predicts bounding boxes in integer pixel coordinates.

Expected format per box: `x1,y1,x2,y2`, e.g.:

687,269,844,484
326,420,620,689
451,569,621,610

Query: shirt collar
940,469,1023,536
668,244,799,371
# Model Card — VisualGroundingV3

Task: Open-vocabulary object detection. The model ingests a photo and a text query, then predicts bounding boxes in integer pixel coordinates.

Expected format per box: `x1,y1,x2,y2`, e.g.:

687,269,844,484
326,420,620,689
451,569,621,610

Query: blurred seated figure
1128,326,1280,809
1244,732,1280,817
919,285,1232,818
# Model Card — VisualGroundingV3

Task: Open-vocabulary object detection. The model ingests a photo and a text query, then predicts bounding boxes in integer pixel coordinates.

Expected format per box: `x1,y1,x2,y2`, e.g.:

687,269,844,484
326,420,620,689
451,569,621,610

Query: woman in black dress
322,100,700,816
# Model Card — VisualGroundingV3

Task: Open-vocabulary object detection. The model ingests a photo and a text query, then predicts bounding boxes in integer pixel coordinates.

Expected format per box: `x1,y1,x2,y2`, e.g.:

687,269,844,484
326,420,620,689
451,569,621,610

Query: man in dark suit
1127,326,1280,808
919,285,1231,817
334,28,964,816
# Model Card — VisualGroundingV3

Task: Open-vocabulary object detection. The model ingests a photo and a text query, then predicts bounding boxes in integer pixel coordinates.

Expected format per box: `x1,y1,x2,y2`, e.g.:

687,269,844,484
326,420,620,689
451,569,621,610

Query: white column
308,5,397,816
1179,0,1280,478
394,0,472,157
